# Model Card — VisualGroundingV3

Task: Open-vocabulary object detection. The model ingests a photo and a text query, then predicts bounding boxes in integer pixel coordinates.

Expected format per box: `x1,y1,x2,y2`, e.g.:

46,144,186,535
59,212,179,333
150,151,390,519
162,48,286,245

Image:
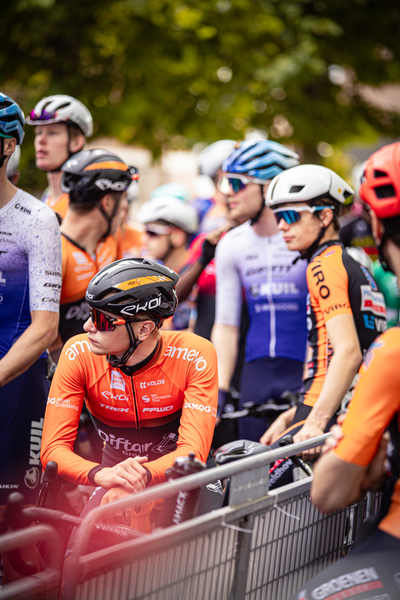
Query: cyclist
50,148,138,359
291,142,400,600
0,93,61,506
263,164,386,488
26,94,93,220
41,258,218,523
192,139,236,233
211,140,307,441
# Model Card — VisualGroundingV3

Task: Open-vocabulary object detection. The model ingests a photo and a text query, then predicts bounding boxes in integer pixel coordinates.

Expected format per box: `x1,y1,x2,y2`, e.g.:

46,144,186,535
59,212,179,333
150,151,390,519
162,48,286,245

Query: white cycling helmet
137,196,198,234
26,94,93,137
197,140,236,179
267,164,354,208
6,146,21,179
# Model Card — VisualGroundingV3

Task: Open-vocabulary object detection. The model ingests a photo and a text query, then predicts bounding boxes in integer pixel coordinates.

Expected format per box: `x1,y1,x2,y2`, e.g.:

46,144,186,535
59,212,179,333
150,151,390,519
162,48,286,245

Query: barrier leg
229,515,253,600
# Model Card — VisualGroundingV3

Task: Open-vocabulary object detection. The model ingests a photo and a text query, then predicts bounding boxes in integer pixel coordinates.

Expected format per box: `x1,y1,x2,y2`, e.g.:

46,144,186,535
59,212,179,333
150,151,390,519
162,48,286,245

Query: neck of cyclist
61,205,110,257
46,171,64,202
0,140,18,209
125,323,160,367
161,244,187,273
252,205,280,237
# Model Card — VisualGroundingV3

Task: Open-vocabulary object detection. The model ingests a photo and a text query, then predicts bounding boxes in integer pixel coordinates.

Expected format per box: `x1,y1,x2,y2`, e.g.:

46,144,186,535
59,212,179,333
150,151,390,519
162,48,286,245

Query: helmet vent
289,185,304,193
375,184,395,199
374,169,388,178
343,190,352,199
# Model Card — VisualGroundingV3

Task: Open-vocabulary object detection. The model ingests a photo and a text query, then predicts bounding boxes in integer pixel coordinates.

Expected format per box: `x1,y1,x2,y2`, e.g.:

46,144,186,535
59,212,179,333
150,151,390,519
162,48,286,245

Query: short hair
310,198,343,232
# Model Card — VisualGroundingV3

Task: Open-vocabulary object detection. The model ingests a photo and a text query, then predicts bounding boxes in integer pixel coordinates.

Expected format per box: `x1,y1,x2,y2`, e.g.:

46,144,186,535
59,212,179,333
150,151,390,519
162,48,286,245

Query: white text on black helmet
95,179,128,192
120,294,162,316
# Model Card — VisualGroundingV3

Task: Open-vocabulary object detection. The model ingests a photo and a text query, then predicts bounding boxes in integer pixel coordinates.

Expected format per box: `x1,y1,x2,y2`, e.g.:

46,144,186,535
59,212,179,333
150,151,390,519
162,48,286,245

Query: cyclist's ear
369,210,384,246
136,320,157,340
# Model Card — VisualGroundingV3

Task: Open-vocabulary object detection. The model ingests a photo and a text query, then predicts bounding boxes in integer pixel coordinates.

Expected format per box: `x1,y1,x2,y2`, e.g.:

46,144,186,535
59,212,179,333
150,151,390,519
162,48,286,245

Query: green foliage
2,0,400,185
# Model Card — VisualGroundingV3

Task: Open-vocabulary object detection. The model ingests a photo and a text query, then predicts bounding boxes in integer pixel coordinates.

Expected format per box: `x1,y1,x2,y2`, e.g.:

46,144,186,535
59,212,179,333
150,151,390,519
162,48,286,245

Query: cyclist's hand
294,422,324,461
321,414,346,455
260,408,294,445
93,456,149,493
100,485,133,525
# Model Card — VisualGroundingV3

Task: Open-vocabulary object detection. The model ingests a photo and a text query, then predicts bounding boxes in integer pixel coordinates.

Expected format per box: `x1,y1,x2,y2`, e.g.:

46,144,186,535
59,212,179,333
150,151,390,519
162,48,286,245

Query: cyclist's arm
144,337,218,485
295,312,362,443
211,234,242,391
260,406,297,445
0,311,59,386
311,330,400,512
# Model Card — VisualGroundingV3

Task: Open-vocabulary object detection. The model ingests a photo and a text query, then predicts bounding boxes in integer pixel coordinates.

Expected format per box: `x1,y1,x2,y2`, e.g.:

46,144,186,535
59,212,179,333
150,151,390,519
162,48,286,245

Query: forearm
211,323,239,390
176,262,204,302
306,348,361,431
0,311,58,386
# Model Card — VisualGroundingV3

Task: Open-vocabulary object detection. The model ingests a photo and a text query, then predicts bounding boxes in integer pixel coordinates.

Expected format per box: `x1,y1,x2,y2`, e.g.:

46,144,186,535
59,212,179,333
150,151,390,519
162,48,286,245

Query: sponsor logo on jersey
140,379,165,389
360,286,386,317
360,266,378,291
65,301,90,321
0,231,12,236
142,405,174,413
43,282,62,289
24,467,40,489
47,397,79,412
72,251,88,266
310,262,330,299
15,203,31,215
101,390,130,402
111,370,126,391
164,346,207,371
120,294,162,316
184,401,216,417
255,303,299,313
324,302,350,315
97,429,153,453
99,403,129,413
66,339,91,360
152,432,179,453
29,419,44,466
0,294,3,303
45,270,62,278
42,297,60,303
311,566,381,600
0,272,6,284
250,282,300,299
246,265,293,276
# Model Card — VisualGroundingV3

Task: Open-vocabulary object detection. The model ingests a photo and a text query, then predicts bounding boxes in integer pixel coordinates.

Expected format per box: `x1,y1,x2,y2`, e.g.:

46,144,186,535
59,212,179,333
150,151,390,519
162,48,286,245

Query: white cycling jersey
0,189,62,358
215,222,308,363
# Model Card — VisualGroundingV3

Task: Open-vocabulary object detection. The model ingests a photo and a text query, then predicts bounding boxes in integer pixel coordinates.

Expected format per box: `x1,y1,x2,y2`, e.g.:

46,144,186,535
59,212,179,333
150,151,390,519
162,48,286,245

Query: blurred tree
1,0,400,186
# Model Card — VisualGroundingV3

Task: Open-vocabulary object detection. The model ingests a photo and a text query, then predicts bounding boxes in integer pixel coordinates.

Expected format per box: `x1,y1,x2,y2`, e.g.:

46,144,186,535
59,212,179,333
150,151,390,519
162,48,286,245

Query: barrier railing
62,434,382,600
0,523,62,600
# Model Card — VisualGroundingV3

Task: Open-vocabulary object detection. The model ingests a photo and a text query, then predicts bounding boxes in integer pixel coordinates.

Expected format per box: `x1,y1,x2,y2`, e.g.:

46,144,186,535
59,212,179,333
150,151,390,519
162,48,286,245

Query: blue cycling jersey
215,222,308,363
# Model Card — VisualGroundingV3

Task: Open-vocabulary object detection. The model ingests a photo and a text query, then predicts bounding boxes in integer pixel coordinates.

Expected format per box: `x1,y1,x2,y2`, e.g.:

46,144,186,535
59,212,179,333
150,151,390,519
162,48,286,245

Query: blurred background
2,0,400,206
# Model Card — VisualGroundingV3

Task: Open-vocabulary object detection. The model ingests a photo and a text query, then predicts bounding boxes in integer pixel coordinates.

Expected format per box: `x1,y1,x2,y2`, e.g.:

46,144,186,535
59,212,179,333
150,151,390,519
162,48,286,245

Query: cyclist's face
143,224,173,261
34,123,70,171
275,203,323,252
226,182,264,223
84,309,131,356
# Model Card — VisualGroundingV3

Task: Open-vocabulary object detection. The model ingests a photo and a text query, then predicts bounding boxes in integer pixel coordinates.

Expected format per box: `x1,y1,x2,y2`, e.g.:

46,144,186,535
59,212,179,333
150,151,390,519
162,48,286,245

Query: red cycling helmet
360,142,400,219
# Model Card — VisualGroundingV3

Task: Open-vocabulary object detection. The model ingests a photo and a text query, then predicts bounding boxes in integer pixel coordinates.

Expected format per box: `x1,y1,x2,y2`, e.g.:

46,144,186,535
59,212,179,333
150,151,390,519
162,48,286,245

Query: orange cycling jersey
59,234,118,343
303,240,386,407
115,222,143,259
44,191,70,220
334,327,400,539
41,330,218,486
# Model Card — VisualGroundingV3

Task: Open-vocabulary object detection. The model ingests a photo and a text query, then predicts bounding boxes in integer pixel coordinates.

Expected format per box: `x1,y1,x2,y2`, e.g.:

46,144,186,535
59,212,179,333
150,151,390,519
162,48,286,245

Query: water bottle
161,453,206,527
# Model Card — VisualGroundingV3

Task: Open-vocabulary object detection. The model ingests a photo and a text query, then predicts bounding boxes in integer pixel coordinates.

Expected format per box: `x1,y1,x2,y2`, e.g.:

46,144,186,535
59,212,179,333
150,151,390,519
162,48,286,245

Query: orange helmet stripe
83,161,128,172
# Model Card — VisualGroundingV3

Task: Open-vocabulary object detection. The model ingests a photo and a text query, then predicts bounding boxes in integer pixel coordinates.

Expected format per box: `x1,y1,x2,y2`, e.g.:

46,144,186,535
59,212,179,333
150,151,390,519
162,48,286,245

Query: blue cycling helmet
0,93,25,146
223,140,299,181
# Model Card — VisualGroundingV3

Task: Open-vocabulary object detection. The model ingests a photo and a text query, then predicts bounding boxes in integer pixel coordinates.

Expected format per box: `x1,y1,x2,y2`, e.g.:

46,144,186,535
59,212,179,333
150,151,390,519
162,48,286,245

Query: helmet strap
107,321,143,367
250,185,265,225
0,137,6,168
96,192,122,241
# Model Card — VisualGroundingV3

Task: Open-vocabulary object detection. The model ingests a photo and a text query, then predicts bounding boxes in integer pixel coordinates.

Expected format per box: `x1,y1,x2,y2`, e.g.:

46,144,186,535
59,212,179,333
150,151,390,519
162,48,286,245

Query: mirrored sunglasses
145,224,172,237
89,307,126,332
218,174,255,194
273,205,333,225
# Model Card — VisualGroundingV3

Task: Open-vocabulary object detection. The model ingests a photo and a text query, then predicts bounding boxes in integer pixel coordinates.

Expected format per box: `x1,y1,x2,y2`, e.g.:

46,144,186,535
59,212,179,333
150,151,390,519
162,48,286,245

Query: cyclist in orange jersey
48,149,138,361
26,95,93,220
262,165,386,489
41,258,217,522
288,146,400,600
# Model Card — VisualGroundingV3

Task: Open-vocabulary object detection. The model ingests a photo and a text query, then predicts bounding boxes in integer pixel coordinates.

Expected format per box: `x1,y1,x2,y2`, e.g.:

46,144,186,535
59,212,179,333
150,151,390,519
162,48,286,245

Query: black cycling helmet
85,258,179,366
61,148,138,237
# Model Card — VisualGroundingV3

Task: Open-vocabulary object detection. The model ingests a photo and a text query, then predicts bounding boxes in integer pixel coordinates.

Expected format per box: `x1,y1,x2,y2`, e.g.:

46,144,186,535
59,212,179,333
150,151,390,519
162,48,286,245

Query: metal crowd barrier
0,523,62,600
62,434,382,600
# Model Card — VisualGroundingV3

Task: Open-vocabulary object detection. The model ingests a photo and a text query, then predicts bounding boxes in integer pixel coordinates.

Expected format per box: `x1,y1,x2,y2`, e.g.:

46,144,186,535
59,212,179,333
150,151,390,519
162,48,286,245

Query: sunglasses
89,307,126,332
273,205,334,225
218,173,264,194
145,224,172,237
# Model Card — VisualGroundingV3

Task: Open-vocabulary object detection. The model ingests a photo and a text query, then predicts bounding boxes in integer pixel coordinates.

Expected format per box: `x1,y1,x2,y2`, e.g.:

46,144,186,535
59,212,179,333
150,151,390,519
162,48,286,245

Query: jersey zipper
130,375,144,454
